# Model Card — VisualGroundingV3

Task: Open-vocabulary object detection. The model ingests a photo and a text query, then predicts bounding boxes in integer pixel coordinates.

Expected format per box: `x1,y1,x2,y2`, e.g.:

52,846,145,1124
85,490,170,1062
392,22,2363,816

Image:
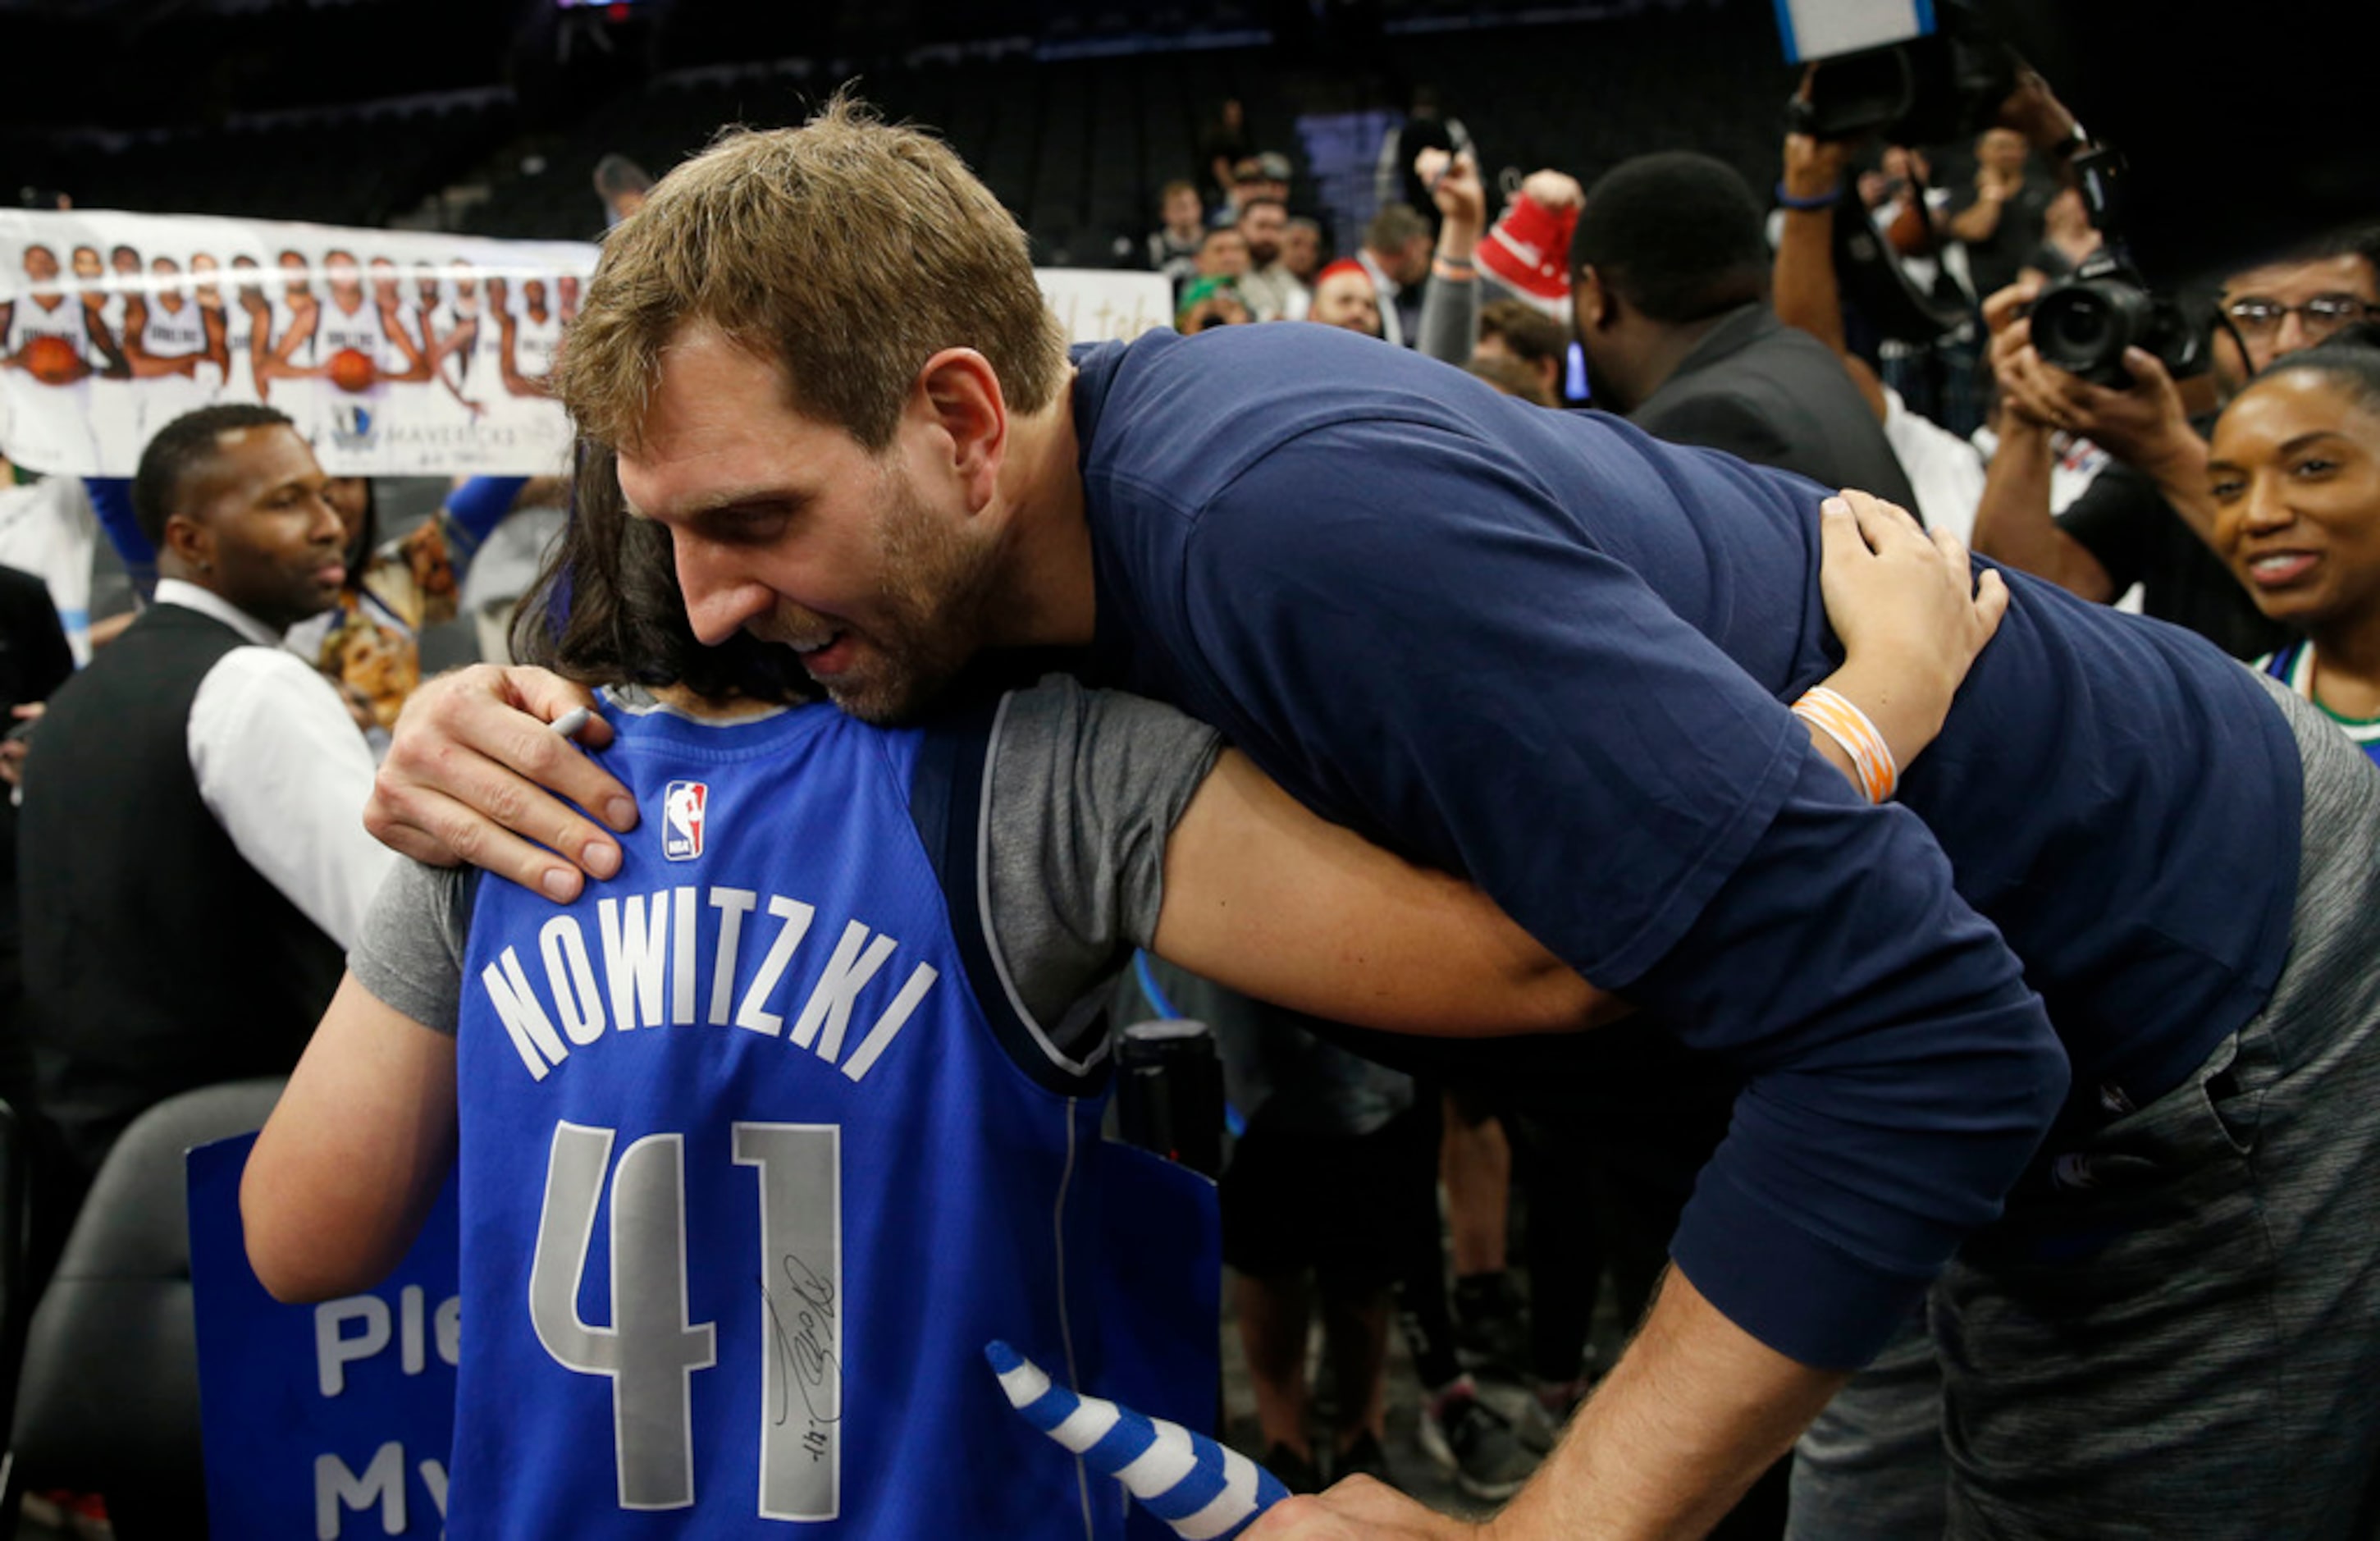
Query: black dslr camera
2029,254,2207,388
2026,147,2209,388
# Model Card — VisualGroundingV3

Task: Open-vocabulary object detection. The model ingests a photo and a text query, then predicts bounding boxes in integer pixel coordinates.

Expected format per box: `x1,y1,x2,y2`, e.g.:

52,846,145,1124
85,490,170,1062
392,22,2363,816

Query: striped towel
985,1340,1287,1539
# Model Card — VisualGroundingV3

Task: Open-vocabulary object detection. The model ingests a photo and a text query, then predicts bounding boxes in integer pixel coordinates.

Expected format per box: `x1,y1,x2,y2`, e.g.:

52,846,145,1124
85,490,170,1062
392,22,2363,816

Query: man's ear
1573,266,1615,333
912,348,1007,514
162,510,212,572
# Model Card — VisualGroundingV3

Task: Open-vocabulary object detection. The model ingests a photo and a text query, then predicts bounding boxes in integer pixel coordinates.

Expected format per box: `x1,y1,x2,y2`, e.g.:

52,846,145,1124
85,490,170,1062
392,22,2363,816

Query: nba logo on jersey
663,780,707,861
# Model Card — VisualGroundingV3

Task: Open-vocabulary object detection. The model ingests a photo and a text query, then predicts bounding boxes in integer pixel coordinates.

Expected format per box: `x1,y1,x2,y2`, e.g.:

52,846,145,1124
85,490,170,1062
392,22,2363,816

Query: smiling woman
2209,322,2380,762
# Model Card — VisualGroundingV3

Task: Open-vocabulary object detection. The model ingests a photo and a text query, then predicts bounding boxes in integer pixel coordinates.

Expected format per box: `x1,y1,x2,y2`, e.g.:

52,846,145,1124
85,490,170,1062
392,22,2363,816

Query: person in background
592,152,653,229
1473,300,1568,405
19,405,390,1297
1198,98,1254,215
1939,127,2056,307
1973,226,2380,658
1147,179,1206,296
1355,204,1432,347
1463,352,1551,405
1414,151,1579,370
1306,260,1381,338
2209,325,2380,761
286,473,555,746
2017,186,2103,287
1771,127,2106,542
91,469,550,745
1571,150,1920,508
1378,85,1472,238
1176,277,1254,333
1195,225,1251,285
1281,217,1326,293
1236,197,1309,322
1230,153,1295,225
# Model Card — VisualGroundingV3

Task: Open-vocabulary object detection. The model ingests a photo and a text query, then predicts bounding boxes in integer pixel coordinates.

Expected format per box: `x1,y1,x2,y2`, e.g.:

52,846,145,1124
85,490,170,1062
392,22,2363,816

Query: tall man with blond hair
369,98,2380,1539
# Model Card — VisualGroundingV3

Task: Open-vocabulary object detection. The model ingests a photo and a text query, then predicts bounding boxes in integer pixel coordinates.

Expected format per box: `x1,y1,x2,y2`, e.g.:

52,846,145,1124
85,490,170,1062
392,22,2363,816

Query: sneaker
1260,1441,1324,1496
1452,1272,1529,1374
1329,1429,1393,1488
1418,1375,1539,1501
1515,1372,1596,1455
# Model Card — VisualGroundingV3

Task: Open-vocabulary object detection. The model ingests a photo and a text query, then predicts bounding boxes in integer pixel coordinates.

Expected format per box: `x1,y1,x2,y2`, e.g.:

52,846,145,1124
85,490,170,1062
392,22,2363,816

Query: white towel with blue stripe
985,1340,1288,1539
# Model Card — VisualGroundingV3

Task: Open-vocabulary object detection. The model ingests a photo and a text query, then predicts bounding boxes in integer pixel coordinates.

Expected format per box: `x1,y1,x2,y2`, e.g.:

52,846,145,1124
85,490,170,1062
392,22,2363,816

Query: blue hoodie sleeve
82,477,155,601
436,475,528,572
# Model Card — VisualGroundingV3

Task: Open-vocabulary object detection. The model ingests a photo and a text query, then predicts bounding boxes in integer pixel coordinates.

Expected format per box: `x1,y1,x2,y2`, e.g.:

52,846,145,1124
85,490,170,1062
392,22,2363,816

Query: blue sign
188,1134,459,1538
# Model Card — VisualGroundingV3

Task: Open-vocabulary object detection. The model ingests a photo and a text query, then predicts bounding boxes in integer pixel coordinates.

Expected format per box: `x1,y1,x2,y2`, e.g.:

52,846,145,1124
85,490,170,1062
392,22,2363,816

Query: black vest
19,602,344,1177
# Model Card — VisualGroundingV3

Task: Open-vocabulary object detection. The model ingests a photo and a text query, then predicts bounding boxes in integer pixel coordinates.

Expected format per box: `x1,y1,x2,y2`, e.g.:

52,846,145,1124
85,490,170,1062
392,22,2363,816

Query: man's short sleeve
1168,422,1811,989
348,859,478,1035
980,677,1223,1040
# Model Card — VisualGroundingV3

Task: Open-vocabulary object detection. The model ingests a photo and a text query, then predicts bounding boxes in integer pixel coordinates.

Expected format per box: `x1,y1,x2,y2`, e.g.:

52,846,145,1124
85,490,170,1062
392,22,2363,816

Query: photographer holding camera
1972,229,2380,657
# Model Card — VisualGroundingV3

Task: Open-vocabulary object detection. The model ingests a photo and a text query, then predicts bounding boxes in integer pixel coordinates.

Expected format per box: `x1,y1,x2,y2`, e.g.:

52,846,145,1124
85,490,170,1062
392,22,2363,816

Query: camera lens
2040,292,2113,356
2031,277,2149,386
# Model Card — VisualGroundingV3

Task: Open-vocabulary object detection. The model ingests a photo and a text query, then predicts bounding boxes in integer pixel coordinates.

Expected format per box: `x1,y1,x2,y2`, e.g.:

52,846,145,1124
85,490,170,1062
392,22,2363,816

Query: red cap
1476,193,1575,318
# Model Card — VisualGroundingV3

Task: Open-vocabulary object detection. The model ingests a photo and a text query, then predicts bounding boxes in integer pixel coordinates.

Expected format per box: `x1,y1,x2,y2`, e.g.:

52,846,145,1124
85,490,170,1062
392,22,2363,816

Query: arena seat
7,1078,286,1540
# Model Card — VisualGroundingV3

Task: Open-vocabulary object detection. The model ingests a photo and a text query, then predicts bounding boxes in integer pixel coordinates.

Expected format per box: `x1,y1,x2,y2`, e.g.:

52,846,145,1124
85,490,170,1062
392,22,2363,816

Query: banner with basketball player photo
0,208,595,477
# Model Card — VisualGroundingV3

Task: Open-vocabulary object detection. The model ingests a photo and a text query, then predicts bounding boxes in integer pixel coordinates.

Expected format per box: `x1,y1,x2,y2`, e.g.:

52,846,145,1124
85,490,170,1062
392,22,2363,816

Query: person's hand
1997,64,2081,158
1517,168,1583,213
1817,491,2009,772
1976,165,2018,203
1982,278,2058,430
1242,1476,1483,1539
1782,132,1848,205
1985,278,2201,472
363,664,630,902
1420,149,1486,240
2011,345,2200,476
0,702,44,789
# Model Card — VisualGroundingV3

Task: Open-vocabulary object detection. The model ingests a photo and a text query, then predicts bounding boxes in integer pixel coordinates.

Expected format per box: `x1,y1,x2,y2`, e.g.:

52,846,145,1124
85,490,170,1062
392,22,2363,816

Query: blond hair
553,94,1066,453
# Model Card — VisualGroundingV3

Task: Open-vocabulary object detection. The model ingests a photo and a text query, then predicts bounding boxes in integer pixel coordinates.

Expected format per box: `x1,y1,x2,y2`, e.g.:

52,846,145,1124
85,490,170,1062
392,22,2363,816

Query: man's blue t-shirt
1069,323,2301,1367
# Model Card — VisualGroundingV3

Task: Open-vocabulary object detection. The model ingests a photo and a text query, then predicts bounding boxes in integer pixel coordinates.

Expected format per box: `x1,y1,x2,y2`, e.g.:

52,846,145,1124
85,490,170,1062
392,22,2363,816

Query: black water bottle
1112,1018,1224,1178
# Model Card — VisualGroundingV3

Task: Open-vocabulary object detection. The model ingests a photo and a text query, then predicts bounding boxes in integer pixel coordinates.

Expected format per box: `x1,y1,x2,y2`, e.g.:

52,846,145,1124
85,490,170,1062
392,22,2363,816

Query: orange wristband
1792,685,1898,803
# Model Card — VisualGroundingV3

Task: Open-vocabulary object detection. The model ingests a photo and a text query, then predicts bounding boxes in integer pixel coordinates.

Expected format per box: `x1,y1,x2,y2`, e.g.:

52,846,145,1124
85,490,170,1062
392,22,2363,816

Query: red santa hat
1475,191,1575,319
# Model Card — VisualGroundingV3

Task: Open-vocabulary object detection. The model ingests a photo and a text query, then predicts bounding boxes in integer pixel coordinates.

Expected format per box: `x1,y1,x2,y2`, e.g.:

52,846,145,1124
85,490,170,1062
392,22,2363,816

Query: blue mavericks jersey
449,696,1154,1537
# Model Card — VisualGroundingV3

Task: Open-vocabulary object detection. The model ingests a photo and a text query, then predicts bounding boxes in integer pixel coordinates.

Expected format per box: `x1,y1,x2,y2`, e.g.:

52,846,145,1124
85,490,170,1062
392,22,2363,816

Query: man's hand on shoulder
363,663,631,903
1244,1477,1483,1540
1817,490,2008,773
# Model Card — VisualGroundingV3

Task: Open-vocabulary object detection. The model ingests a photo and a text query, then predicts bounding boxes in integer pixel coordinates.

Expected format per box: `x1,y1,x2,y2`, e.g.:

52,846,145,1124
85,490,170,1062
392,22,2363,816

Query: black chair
0,1097,30,1473
7,1078,286,1539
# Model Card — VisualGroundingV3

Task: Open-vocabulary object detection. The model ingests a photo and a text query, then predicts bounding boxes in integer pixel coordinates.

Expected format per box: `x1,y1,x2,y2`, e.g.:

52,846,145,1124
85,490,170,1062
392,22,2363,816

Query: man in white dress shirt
16,403,389,1246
